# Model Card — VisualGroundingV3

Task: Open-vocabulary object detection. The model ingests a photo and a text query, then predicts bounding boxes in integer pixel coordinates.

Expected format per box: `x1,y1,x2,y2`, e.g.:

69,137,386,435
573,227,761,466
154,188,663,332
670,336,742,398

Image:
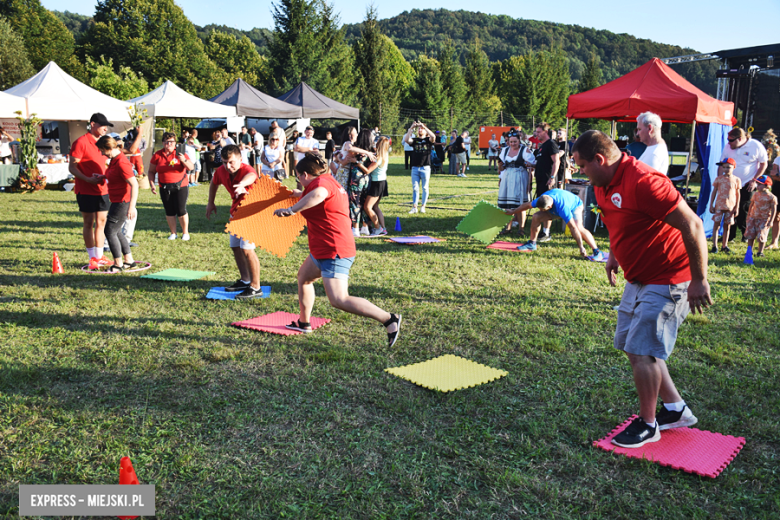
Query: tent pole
564,118,570,187
610,120,616,140
685,120,696,199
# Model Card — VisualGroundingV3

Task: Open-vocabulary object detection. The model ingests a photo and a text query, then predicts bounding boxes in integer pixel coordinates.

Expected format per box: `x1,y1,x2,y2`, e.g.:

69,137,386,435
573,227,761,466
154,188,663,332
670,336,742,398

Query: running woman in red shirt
149,132,194,241
274,152,401,347
205,145,264,299
572,130,712,448
68,113,113,266
96,135,141,272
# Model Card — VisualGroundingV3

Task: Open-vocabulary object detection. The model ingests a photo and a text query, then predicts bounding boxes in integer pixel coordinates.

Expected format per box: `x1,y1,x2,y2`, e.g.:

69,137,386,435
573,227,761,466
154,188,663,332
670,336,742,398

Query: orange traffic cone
52,252,64,274
118,457,139,520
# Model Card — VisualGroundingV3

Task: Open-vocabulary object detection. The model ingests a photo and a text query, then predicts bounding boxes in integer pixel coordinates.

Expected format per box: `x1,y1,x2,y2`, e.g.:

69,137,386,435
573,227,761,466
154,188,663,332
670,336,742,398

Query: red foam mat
232,311,330,336
594,415,746,478
487,241,530,252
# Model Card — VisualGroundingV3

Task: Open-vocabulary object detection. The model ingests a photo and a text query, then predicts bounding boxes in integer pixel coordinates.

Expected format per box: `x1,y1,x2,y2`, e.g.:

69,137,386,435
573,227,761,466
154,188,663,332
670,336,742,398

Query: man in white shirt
636,111,669,175
221,128,236,146
293,125,319,163
249,127,264,168
721,127,768,240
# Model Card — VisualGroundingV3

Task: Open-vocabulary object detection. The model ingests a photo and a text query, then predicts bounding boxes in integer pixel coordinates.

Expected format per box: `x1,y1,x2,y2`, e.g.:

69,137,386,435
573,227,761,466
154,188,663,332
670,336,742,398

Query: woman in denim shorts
274,152,401,347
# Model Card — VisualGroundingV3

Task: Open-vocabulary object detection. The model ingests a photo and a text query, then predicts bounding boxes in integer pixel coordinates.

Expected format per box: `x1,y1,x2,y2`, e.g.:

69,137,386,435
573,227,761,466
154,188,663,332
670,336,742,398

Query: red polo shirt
105,153,135,203
594,154,690,285
70,132,108,196
150,149,190,186
212,163,257,216
300,174,356,260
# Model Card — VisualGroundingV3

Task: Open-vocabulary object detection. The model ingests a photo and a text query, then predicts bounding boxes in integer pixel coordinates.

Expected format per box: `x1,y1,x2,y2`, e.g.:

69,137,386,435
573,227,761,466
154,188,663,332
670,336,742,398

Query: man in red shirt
205,145,263,299
68,113,113,264
572,130,712,448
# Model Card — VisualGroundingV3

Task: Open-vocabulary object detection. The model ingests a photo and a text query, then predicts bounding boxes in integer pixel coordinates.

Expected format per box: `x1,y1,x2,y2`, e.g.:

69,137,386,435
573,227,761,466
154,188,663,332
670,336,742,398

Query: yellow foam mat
384,354,508,392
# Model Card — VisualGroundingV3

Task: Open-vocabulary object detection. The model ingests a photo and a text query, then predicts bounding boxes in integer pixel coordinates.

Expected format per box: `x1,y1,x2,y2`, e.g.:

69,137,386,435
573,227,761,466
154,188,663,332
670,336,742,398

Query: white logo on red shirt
611,193,622,208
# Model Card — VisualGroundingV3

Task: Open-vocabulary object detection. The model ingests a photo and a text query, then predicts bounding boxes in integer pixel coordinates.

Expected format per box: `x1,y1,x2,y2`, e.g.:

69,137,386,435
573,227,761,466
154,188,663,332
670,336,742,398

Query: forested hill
343,9,719,95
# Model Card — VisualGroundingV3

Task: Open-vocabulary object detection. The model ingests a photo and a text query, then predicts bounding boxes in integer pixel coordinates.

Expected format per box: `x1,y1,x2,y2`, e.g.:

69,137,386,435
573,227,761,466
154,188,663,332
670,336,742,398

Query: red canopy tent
566,58,734,124
566,58,735,192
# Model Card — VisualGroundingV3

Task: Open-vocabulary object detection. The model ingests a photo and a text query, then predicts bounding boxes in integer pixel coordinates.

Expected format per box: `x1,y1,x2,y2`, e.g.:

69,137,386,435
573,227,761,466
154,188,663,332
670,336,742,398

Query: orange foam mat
594,415,746,478
225,174,306,258
232,311,330,336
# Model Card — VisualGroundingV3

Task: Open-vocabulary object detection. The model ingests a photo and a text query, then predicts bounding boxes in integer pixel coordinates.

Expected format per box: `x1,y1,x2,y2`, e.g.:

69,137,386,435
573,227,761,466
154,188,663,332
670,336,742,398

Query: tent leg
610,120,616,140
685,121,696,199
564,118,570,188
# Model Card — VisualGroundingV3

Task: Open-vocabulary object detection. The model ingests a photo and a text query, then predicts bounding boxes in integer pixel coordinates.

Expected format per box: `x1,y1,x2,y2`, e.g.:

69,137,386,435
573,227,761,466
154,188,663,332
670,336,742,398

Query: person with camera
403,120,436,214
149,132,194,241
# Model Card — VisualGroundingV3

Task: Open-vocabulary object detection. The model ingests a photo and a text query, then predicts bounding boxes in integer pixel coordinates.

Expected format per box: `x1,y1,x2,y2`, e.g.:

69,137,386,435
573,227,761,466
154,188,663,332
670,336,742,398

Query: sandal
498,228,512,236
384,313,402,348
285,320,313,333
108,265,124,273
123,261,143,269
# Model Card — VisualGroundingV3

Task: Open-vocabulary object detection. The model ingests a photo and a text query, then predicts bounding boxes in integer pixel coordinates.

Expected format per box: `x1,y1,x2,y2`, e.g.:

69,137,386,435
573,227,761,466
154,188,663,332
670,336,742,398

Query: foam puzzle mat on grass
81,261,152,274
387,236,442,245
487,241,524,252
457,201,513,244
232,311,330,336
385,354,508,392
594,415,746,478
207,286,271,300
225,174,306,258
140,268,215,281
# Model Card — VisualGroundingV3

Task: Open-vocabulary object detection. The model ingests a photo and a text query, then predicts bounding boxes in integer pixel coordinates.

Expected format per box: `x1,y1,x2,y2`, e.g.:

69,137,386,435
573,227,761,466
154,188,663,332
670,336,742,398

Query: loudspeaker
565,184,597,230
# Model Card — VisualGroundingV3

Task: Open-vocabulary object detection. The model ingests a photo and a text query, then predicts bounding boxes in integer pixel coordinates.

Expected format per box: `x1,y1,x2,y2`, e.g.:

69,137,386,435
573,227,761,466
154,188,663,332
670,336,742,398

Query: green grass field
1,157,778,519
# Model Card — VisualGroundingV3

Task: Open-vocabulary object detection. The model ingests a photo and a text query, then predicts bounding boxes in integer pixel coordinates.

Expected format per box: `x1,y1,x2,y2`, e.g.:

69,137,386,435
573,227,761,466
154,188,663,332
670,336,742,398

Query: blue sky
44,0,779,53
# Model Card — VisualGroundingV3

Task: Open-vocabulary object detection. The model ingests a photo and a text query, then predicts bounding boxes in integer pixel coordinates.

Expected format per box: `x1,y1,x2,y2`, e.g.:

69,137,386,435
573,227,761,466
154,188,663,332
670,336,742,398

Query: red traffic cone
118,457,139,519
52,252,64,274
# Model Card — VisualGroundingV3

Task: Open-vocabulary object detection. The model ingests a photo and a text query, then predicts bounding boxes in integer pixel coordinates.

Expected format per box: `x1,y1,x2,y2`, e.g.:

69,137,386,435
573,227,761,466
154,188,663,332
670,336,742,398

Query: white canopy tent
0,92,28,118
129,81,237,119
5,62,132,123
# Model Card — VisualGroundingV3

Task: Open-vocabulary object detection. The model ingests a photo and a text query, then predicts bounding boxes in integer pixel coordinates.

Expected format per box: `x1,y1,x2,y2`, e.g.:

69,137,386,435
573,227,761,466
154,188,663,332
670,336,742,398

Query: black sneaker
285,320,313,333
611,417,660,448
235,286,264,299
656,404,698,431
129,242,139,247
710,245,718,254
757,252,765,258
722,246,731,254
225,279,251,292
384,313,402,347
538,233,552,243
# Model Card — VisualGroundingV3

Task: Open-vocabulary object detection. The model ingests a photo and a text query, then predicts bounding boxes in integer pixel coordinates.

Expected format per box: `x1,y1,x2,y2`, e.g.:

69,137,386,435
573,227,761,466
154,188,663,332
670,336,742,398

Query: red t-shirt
127,152,144,176
70,132,108,196
212,163,258,216
594,154,690,285
300,174,356,260
105,153,135,203
150,149,190,186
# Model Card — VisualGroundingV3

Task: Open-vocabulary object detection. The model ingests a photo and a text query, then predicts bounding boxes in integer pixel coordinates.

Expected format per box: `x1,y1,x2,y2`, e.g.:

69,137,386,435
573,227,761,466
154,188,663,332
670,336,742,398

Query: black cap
89,113,113,128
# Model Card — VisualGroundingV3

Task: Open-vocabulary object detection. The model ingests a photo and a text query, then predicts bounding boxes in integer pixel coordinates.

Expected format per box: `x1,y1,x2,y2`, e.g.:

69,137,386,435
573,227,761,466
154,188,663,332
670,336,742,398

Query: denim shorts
311,254,354,280
614,282,690,360
229,233,256,250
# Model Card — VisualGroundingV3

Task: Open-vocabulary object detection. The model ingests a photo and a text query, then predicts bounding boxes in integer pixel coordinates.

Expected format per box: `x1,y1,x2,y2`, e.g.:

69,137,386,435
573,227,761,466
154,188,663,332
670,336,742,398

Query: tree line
0,0,717,137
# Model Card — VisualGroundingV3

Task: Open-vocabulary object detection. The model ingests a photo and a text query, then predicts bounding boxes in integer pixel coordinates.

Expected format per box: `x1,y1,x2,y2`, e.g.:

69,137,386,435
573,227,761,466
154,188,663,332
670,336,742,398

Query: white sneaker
360,226,370,236
370,228,384,236
466,167,470,171
458,173,467,178
408,207,418,214
420,207,426,213
352,228,361,237
181,233,190,241
167,234,177,240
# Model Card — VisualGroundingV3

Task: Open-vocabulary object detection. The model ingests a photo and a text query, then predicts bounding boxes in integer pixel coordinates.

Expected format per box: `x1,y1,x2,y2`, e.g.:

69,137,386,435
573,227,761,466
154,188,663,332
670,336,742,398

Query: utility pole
379,102,382,132
450,107,454,133
500,111,503,127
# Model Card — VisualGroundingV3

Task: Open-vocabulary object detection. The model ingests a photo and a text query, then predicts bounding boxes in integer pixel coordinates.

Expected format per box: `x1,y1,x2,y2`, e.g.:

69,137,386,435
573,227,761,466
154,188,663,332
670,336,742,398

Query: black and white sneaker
225,279,251,292
384,313,402,347
656,404,698,431
285,320,313,333
611,417,661,448
538,233,552,243
235,286,264,300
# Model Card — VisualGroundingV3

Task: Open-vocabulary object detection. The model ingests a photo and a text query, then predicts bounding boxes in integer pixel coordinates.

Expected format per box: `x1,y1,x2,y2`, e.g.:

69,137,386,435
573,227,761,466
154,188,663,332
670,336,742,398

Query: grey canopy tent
277,82,359,120
209,79,303,118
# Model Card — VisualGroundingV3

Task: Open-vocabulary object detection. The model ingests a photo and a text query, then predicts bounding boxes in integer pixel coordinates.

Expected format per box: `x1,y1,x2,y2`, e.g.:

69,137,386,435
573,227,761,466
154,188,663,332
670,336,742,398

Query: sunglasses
164,140,176,144
727,137,738,142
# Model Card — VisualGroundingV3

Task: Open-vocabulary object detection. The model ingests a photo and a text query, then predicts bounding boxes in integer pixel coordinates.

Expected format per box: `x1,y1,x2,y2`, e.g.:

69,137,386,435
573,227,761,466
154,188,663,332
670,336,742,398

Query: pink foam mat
594,415,746,478
232,311,330,336
486,241,523,252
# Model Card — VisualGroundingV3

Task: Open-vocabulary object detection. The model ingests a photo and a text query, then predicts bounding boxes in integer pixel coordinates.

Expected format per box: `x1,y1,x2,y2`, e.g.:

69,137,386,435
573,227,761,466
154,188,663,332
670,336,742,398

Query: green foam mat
456,201,513,244
140,268,216,282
